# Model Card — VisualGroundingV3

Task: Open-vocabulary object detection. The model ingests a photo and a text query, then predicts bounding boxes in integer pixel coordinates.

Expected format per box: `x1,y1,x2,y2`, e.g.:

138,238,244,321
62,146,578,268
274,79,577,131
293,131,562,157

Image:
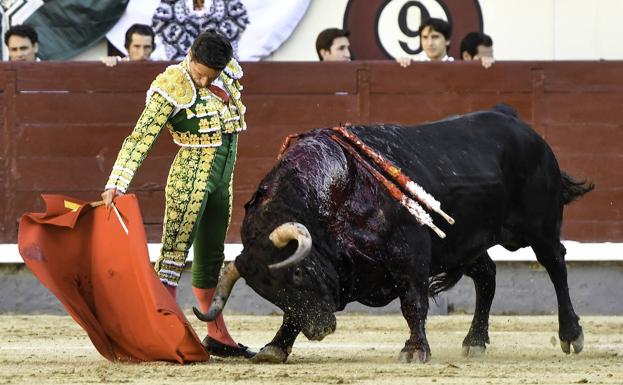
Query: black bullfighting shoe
202,336,256,359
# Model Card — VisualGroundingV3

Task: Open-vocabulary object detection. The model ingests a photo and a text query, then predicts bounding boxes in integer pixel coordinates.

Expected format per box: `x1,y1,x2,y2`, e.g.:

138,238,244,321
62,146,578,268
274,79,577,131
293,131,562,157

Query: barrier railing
1,61,621,244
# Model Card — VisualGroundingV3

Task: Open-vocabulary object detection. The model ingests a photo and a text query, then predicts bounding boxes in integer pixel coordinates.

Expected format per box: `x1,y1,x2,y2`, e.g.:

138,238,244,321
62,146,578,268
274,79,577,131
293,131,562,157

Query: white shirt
416,53,454,62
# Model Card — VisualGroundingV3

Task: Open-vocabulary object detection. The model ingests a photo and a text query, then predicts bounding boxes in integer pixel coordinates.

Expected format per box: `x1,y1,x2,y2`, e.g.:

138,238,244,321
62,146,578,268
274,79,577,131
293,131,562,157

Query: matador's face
188,59,221,88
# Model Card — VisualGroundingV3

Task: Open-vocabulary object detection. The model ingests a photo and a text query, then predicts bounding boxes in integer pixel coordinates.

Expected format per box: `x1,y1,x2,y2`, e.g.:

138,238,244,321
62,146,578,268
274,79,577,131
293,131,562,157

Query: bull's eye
293,267,303,285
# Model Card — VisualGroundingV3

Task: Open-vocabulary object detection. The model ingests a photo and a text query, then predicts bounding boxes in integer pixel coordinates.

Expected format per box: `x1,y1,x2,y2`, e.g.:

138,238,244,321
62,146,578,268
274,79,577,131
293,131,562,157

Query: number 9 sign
343,0,483,59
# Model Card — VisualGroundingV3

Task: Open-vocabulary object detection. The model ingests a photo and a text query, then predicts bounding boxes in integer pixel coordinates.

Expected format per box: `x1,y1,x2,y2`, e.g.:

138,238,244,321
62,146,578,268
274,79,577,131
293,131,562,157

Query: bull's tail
561,171,594,205
428,268,464,298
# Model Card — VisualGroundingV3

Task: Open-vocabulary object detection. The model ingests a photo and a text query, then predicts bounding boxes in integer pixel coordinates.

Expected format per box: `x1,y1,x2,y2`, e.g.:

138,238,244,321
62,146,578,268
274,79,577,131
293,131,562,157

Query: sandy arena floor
0,313,621,384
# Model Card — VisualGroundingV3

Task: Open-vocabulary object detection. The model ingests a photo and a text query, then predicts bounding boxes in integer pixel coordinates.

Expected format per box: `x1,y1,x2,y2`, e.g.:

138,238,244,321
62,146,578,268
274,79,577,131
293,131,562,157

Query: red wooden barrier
1,61,621,243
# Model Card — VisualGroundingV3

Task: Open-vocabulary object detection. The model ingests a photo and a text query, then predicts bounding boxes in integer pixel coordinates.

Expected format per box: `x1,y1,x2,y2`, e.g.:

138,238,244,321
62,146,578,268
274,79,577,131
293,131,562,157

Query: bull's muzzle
302,312,337,341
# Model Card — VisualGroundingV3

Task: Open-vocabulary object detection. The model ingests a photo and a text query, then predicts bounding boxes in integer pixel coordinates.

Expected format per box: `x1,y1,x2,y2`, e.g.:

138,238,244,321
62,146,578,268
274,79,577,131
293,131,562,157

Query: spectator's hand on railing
100,56,127,67
396,57,412,68
480,56,495,69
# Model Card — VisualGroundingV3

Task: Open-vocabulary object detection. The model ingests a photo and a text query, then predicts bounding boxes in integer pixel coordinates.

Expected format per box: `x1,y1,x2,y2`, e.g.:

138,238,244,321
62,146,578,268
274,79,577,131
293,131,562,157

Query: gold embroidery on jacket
105,93,173,192
149,65,195,108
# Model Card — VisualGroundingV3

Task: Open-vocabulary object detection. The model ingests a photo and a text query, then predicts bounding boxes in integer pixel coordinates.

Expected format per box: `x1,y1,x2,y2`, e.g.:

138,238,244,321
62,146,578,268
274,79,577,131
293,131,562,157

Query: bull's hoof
560,330,584,354
462,345,486,357
398,351,413,363
250,345,288,364
398,349,430,363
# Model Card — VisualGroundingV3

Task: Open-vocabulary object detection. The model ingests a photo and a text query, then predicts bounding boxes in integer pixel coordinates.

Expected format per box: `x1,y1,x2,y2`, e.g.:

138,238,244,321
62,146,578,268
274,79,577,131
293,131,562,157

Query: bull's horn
192,261,240,322
268,222,312,270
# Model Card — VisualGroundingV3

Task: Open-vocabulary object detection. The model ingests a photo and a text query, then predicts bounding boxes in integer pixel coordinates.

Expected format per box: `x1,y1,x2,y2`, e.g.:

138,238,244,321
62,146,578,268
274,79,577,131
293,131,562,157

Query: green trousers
155,133,238,288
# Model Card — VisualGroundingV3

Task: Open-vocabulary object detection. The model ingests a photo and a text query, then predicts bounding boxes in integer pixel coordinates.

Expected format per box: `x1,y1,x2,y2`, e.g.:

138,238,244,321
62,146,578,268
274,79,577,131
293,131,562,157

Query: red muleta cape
18,194,209,363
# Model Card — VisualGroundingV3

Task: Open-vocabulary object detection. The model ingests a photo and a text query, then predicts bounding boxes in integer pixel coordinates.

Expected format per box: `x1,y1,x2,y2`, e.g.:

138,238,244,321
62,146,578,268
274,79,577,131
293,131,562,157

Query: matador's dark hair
190,31,233,70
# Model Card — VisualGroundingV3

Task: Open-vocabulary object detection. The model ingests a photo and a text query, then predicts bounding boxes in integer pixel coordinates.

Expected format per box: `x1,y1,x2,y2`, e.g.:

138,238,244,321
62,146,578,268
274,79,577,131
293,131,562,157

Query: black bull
194,106,594,363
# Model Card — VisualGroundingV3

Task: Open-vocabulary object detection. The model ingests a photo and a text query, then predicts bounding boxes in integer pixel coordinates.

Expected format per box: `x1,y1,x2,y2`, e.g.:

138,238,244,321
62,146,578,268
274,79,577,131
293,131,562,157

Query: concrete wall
3,262,622,315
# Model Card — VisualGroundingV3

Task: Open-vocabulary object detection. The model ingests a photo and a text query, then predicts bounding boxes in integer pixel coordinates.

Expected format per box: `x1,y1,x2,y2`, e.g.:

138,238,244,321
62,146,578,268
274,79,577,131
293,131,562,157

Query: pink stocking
192,286,237,346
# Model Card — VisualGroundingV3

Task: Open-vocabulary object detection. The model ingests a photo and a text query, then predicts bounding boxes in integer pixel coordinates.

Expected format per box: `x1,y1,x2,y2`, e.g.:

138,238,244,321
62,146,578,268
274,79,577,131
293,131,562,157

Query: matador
102,31,253,358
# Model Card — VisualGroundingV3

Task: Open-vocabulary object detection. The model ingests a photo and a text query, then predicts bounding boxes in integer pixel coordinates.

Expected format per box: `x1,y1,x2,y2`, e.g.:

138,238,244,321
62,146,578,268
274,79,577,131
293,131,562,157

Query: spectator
4,24,39,62
418,18,453,62
316,28,351,61
460,31,495,68
397,18,452,67
101,24,155,67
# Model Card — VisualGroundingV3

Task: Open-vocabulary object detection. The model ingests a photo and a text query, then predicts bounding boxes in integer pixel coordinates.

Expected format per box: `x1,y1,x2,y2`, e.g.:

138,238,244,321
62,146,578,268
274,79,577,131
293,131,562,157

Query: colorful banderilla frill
330,126,455,238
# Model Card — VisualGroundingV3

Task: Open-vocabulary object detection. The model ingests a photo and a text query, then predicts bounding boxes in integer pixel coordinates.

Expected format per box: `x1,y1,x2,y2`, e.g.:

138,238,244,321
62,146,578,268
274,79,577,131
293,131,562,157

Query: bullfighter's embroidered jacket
105,56,246,193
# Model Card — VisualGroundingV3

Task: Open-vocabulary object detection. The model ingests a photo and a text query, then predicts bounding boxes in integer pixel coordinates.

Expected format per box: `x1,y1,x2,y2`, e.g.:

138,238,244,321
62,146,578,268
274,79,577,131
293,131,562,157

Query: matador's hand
101,188,122,207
